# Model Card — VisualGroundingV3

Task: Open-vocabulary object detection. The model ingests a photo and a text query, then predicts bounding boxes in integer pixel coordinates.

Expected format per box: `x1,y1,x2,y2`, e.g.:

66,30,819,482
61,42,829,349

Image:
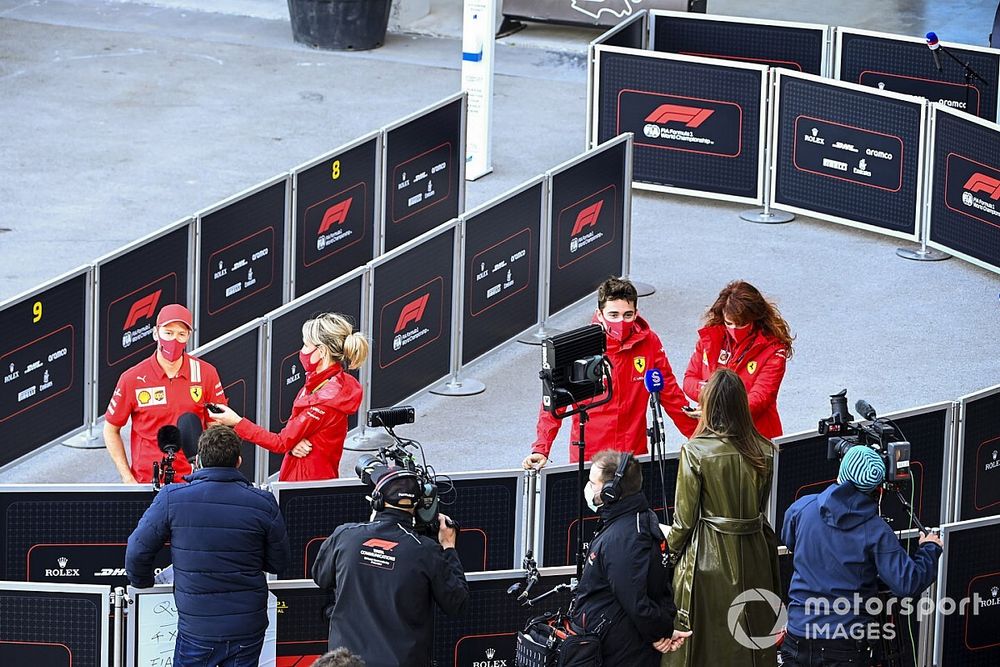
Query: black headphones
600,452,633,505
370,468,422,512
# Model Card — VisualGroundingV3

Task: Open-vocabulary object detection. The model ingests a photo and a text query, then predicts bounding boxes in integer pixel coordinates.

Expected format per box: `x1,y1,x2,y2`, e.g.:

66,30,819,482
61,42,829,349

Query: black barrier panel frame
772,401,956,545
535,451,680,567
367,219,458,412
189,318,265,484
459,176,545,368
592,46,768,204
926,104,1000,275
194,173,291,347
546,135,631,319
587,11,649,146
441,469,525,572
771,69,927,242
92,218,194,427
649,9,830,76
955,384,1000,522
835,27,1000,123
380,93,466,254
433,566,577,667
1,581,110,667
0,265,92,472
263,266,367,479
290,132,381,299
934,515,1000,665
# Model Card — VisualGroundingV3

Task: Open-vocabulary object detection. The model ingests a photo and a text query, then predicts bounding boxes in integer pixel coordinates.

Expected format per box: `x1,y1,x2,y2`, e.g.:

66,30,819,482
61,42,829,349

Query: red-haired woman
683,281,793,439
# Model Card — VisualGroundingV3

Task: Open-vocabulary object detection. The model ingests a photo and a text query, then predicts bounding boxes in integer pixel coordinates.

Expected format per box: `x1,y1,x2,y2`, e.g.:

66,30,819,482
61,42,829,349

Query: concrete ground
1,0,998,484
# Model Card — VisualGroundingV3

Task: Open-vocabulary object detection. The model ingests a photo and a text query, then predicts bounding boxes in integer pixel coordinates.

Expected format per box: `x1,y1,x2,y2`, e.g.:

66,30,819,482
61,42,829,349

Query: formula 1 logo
123,289,162,330
645,104,715,128
394,294,430,333
363,538,398,551
570,0,639,20
318,198,353,234
571,201,603,237
963,173,1000,200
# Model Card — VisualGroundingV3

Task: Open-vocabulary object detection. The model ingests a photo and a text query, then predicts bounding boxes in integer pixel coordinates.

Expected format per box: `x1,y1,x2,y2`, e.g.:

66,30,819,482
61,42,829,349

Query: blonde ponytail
301,313,368,369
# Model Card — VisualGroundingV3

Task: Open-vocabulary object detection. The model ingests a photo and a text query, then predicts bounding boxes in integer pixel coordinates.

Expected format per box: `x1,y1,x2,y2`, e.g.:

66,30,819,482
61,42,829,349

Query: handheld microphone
925,32,943,71
156,425,181,455
643,368,665,394
643,369,667,449
176,412,203,460
855,399,878,422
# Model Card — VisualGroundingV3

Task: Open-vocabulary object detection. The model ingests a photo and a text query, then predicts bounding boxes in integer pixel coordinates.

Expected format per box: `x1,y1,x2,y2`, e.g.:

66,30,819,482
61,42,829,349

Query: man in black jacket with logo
311,467,469,667
571,449,691,666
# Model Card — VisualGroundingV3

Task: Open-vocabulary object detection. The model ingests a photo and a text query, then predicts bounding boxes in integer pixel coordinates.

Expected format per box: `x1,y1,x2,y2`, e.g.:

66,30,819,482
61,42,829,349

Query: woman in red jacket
683,281,793,440
212,313,368,481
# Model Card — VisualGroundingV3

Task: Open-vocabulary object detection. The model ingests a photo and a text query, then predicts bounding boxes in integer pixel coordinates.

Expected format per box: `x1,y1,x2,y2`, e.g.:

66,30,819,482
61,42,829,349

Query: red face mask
725,323,753,344
158,338,185,362
299,348,322,374
602,317,634,341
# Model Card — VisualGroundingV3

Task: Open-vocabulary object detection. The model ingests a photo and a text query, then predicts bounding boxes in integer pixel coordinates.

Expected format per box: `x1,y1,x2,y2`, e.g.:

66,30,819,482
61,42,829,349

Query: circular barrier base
62,431,105,449
896,246,950,262
518,326,563,346
632,280,656,297
430,378,486,396
740,208,796,224
345,429,396,451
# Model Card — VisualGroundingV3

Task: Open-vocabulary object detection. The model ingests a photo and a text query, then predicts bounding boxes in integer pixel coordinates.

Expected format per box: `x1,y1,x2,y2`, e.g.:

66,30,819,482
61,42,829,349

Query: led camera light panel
197,177,287,345
293,136,378,297
0,270,87,468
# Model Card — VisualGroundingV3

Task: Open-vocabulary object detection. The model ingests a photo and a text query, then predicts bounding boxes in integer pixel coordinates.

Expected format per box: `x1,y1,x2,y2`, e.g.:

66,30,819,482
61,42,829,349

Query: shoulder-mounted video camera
819,389,911,484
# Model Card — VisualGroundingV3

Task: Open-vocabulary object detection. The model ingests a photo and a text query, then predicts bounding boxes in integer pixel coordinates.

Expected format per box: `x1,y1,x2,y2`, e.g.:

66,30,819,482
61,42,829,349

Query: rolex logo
486,649,496,659
57,557,68,568
994,450,997,461
44,556,80,577
992,586,998,597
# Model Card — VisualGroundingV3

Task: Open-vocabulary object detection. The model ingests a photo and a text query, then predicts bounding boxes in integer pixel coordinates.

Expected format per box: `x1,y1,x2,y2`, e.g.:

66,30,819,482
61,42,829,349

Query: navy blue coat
126,467,290,642
781,482,942,638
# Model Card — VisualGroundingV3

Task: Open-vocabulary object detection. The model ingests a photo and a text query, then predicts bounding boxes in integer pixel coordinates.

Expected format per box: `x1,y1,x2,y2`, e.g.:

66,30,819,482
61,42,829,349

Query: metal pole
519,174,561,345
113,586,125,667
897,103,949,262
742,68,795,224
523,469,537,560
619,134,655,297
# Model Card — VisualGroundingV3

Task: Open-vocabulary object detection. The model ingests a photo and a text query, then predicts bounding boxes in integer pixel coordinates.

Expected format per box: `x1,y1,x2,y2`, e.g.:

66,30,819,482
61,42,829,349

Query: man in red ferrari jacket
522,278,697,469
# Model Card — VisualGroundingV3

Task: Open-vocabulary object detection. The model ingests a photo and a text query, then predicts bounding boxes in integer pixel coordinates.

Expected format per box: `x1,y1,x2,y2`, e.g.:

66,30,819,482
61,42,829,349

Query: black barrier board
195,325,261,483
462,182,542,365
838,30,1000,121
651,13,825,74
595,48,765,201
0,270,87,469
928,108,1000,273
773,73,924,238
271,584,329,666
267,276,363,477
0,488,170,587
0,586,106,667
774,408,950,543
957,390,1000,521
539,457,678,567
938,519,1000,665
197,178,287,344
293,137,378,297
547,141,627,317
434,570,576,667
97,224,190,424
370,226,455,409
383,97,464,252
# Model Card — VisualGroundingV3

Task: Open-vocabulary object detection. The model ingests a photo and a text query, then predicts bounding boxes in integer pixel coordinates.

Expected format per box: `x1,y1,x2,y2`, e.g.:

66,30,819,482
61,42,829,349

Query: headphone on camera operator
599,452,633,505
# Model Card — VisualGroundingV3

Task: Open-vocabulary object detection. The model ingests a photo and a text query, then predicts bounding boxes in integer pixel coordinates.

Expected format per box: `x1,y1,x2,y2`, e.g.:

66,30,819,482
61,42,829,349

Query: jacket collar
598,491,649,523
304,363,342,393
184,466,249,484
375,508,416,526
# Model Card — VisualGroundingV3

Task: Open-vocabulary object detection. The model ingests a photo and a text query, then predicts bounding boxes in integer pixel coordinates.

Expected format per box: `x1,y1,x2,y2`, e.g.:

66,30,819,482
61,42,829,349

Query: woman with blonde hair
212,313,369,481
663,368,781,667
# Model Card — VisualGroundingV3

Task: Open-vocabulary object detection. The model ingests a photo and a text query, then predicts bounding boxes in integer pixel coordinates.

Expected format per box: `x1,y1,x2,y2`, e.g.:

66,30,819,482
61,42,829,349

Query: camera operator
781,446,944,666
311,467,469,667
570,449,690,665
523,277,696,470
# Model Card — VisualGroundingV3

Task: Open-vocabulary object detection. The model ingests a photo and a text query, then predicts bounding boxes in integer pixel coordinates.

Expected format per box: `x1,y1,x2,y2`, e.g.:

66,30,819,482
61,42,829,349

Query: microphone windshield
925,32,940,49
156,425,181,454
176,412,203,460
643,368,665,394
855,399,878,422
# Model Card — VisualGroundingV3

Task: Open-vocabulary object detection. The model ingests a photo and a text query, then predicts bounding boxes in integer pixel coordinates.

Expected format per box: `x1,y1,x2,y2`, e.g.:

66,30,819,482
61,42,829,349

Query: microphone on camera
156,425,182,455
177,412,203,460
925,32,943,72
518,569,540,602
855,399,878,422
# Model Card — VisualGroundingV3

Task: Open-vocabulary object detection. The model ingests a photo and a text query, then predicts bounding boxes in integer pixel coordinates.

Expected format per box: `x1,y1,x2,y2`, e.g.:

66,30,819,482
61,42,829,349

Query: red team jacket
531,316,696,463
682,325,787,440
106,353,227,483
235,364,362,482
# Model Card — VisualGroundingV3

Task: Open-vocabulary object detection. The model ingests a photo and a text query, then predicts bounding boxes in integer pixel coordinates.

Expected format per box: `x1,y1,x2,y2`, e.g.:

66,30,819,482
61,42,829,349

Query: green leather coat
662,435,780,667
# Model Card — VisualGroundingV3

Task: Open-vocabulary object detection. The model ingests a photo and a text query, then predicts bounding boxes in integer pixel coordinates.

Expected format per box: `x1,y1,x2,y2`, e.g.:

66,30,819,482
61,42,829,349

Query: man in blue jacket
781,446,944,666
126,425,290,667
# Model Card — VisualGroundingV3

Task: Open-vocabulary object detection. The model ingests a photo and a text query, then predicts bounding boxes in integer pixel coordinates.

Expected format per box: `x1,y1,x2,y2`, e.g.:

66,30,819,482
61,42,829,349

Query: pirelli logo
964,173,1000,200
571,201,603,237
644,104,714,128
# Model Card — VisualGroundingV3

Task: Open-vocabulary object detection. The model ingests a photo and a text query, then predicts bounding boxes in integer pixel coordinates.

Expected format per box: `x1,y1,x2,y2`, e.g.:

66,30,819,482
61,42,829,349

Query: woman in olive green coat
662,368,781,667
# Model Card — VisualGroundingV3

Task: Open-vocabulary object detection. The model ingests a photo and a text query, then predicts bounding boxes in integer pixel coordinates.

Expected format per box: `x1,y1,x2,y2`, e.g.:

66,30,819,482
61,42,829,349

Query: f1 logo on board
644,104,714,128
318,198,353,234
394,294,430,333
123,289,161,330
571,201,604,237
964,173,1000,200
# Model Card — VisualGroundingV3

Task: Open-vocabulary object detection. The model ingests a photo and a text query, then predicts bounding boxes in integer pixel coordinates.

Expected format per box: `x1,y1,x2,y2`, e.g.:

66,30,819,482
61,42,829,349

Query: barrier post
523,468,537,561
618,135,656,296
518,174,561,345
113,586,126,667
62,266,101,448
896,106,949,261
741,68,796,224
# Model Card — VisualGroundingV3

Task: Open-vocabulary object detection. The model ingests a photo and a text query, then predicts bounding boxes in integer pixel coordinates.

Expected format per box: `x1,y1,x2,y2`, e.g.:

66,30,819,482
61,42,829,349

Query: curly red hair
705,281,794,358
